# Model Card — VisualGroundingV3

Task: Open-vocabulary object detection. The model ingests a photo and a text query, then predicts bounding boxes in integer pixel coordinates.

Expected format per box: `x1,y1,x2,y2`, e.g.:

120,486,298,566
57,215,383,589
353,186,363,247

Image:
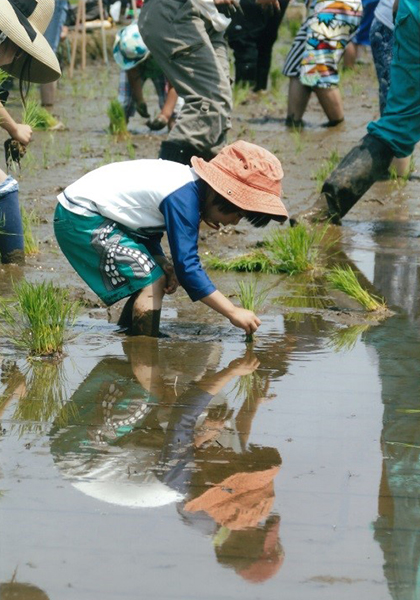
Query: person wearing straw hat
54,140,288,336
0,0,61,263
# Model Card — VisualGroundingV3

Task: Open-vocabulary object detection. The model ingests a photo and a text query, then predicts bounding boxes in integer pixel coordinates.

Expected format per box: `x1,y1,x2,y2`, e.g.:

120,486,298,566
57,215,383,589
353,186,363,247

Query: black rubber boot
290,134,394,226
322,133,394,221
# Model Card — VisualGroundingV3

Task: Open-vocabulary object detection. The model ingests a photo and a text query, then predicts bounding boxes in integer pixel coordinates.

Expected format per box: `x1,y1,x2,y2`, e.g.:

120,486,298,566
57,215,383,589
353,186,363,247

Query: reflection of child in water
113,22,180,131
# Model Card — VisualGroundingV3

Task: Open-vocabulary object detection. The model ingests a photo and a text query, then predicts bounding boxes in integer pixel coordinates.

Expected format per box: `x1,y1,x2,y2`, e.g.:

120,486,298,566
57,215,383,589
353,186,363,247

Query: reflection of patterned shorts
54,203,164,306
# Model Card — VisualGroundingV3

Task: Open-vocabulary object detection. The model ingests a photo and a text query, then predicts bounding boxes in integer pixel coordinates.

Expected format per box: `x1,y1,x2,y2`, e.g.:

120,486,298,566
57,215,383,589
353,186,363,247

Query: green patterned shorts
54,203,164,306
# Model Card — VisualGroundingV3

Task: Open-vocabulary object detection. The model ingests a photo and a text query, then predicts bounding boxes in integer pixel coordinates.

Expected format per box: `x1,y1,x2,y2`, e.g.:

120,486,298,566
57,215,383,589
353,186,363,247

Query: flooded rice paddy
1,28,420,600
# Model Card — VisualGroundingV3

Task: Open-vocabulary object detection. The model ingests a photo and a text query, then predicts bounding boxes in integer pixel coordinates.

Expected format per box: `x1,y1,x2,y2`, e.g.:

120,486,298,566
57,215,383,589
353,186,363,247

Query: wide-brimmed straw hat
0,0,61,83
191,140,288,222
113,23,150,71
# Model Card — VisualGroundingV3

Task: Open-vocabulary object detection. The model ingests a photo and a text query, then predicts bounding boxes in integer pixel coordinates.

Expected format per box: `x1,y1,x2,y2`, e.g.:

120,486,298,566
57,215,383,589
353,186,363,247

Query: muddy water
1,222,420,600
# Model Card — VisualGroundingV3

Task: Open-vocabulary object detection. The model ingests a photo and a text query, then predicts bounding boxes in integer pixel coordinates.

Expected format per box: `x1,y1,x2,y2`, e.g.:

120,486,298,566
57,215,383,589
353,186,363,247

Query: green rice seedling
288,18,302,38
313,149,341,192
22,99,58,130
63,141,72,161
326,265,386,311
236,279,268,342
270,67,284,93
21,206,40,256
107,99,129,138
126,140,136,160
266,223,329,275
290,125,305,155
233,82,252,107
0,280,80,357
327,324,371,352
206,249,277,274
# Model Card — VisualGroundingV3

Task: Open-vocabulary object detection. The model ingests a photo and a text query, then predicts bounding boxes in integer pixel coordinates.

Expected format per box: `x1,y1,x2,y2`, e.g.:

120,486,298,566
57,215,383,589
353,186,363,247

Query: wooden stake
97,0,109,65
69,0,82,78
81,0,86,71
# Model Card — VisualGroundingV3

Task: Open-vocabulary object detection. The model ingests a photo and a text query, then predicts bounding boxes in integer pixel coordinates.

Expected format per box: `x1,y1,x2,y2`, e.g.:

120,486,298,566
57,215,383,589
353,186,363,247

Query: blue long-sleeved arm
159,181,216,302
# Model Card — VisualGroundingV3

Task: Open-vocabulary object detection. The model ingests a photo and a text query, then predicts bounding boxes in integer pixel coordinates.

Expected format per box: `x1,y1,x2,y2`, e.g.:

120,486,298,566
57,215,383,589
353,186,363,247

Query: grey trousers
139,0,232,155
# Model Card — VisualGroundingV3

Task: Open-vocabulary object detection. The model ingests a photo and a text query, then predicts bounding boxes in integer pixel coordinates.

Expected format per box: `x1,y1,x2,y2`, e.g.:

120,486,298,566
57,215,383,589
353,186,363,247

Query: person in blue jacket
54,140,288,337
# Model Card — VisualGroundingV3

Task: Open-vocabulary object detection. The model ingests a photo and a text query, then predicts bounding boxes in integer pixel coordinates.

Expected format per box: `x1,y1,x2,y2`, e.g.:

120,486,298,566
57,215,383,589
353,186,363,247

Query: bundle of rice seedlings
107,99,129,138
0,280,80,357
22,99,58,130
21,206,40,255
326,265,386,311
206,250,276,274
236,280,268,342
266,223,328,275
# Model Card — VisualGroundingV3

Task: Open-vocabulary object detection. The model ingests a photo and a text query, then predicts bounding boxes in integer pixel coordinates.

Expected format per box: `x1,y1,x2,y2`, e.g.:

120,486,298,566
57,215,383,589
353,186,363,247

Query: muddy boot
322,133,394,220
290,134,394,226
159,141,214,165
131,309,162,337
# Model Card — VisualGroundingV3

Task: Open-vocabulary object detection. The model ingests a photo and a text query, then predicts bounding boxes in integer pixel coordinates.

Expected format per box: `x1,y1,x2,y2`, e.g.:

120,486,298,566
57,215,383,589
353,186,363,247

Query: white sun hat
0,0,61,83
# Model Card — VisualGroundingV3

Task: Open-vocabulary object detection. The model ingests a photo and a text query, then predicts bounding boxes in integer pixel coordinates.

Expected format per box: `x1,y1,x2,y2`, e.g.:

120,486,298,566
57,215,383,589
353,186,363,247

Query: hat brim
0,7,61,83
191,156,289,223
113,47,150,71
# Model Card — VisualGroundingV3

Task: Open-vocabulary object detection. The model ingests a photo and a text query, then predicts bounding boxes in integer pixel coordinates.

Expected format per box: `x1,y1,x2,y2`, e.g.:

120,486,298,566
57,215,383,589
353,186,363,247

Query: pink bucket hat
191,141,288,222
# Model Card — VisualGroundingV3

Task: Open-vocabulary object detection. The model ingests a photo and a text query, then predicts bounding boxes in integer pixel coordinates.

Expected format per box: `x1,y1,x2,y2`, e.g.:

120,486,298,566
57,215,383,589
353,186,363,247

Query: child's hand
228,307,261,335
12,123,32,146
162,262,179,295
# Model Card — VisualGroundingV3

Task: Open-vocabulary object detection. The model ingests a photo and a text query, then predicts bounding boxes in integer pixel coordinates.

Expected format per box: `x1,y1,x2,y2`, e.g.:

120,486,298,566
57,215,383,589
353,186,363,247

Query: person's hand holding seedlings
227,351,260,377
12,123,32,146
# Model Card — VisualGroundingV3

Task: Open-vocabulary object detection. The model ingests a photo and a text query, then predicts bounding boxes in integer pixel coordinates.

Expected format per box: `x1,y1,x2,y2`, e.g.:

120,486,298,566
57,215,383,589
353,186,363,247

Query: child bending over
54,141,288,336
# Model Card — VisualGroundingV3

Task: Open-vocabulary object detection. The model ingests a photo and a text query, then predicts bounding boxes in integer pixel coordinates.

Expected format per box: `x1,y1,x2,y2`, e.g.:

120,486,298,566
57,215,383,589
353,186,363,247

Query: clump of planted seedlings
313,149,340,192
0,280,80,357
236,279,268,342
21,206,40,256
208,223,330,276
22,98,58,130
107,99,129,138
326,265,386,312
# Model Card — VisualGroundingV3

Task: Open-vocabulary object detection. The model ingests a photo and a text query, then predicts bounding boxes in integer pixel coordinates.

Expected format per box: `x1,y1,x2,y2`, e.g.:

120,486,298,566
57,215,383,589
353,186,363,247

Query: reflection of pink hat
191,141,288,222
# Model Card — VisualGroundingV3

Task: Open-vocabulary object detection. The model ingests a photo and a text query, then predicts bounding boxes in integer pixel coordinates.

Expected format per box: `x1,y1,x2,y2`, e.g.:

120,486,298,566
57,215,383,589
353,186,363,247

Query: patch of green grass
22,99,58,130
288,18,302,38
326,265,386,311
21,207,40,256
313,149,341,191
206,250,277,274
236,280,268,342
0,281,80,357
107,99,129,138
270,67,285,93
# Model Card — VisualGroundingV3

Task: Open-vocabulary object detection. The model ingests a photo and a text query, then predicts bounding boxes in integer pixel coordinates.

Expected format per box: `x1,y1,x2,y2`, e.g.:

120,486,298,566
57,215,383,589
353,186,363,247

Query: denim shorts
54,203,164,306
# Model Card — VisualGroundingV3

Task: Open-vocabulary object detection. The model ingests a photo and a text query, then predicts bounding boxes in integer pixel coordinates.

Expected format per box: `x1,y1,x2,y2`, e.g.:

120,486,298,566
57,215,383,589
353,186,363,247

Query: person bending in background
0,0,61,264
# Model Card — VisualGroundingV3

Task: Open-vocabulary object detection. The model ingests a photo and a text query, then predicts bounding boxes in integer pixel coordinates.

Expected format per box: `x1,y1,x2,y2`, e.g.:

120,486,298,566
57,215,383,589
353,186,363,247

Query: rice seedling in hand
236,280,268,342
22,98,58,130
0,280,80,357
107,99,129,138
313,149,341,192
21,206,40,256
326,265,386,311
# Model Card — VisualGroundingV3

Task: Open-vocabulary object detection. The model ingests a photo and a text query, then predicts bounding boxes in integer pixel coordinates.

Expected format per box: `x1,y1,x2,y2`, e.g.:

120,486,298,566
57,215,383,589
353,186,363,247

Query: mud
1,23,420,600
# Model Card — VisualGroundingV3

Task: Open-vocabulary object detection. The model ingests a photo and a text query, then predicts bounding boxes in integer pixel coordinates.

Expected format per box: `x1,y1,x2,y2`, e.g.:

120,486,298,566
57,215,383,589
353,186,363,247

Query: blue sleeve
159,181,216,302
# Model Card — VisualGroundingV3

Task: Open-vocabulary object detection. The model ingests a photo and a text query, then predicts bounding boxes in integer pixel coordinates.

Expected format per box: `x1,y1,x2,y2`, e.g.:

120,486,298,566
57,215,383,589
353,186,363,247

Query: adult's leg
40,0,68,107
314,87,344,124
286,77,311,124
139,0,232,163
255,2,287,91
0,171,24,264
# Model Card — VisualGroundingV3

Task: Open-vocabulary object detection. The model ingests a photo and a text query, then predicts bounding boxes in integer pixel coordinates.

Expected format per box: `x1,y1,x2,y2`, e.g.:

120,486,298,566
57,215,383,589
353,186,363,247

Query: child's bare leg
286,77,311,124
40,82,57,107
314,87,344,125
119,276,165,337
392,155,411,178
